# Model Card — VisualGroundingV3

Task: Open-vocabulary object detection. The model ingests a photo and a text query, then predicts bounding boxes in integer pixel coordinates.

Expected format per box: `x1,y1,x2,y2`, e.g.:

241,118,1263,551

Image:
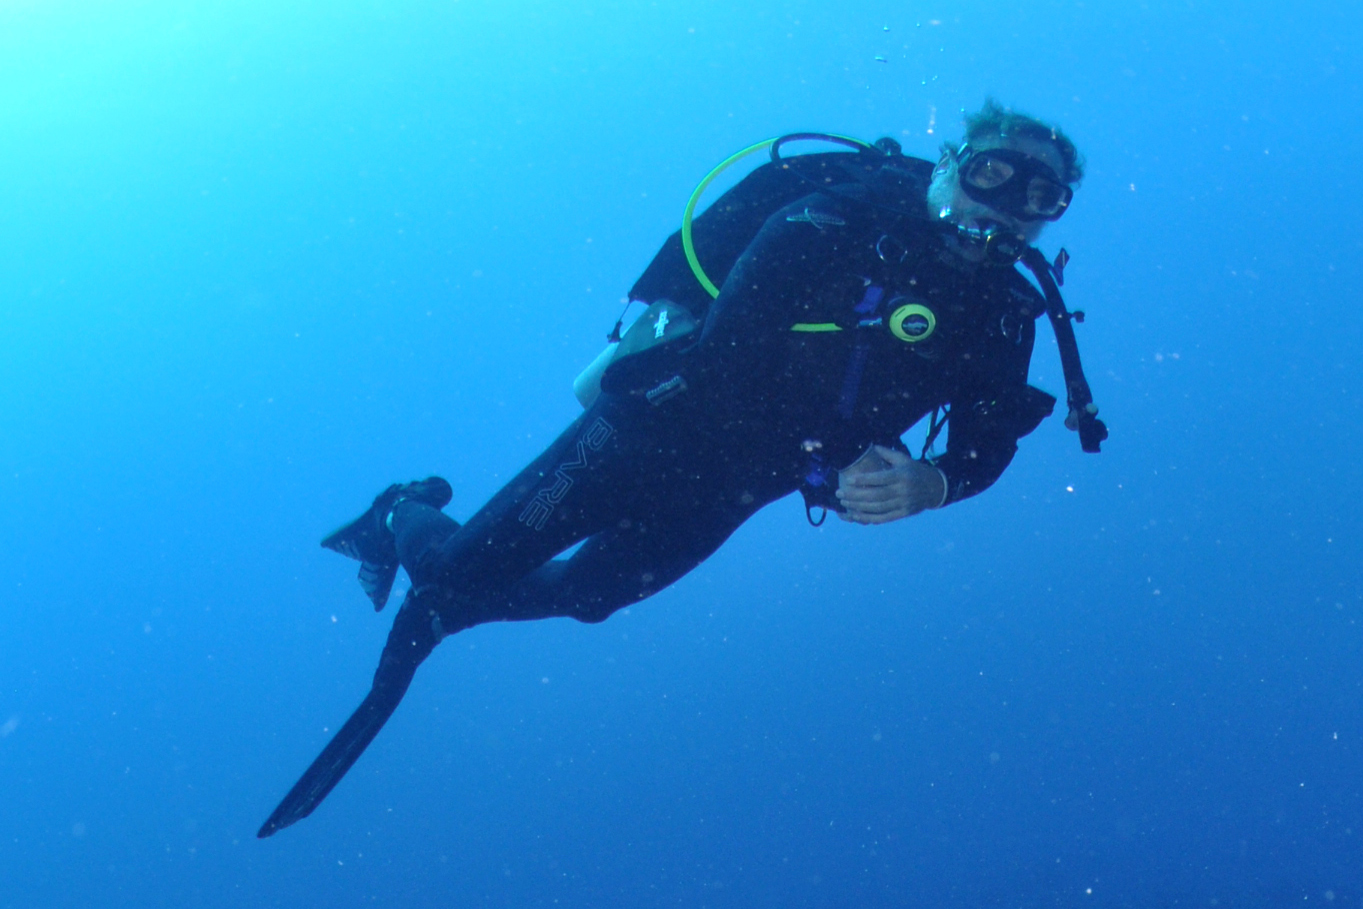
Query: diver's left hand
836,445,948,525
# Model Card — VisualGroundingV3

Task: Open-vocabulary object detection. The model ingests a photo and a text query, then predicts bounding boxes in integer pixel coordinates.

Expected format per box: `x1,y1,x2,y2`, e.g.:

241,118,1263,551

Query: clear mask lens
1026,178,1067,216
965,156,1014,190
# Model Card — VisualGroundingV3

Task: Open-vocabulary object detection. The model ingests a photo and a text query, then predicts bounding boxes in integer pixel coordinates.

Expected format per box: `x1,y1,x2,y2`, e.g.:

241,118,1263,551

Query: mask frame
955,144,1073,222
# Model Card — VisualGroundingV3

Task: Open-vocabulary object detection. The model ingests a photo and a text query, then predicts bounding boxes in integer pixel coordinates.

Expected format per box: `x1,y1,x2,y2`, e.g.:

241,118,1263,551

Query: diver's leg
318,397,628,612
391,499,461,574
382,391,776,631
263,497,767,836
398,400,645,599
258,585,442,837
265,403,640,834
265,399,676,835
441,485,774,629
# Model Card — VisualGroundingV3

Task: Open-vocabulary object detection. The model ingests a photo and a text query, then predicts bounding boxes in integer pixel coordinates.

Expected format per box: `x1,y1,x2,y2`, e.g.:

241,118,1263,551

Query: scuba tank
573,134,886,409
573,299,697,408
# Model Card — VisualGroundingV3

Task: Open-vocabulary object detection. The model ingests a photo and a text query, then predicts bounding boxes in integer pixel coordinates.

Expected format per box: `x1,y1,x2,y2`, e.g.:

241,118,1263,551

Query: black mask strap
1019,247,1109,453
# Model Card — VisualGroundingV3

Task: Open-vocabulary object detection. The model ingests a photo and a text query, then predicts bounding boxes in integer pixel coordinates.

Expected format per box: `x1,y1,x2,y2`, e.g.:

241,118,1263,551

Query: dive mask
956,144,1073,222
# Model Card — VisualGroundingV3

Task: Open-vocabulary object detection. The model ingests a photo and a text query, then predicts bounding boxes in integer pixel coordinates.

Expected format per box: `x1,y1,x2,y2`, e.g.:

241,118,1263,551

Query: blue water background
2,1,1360,905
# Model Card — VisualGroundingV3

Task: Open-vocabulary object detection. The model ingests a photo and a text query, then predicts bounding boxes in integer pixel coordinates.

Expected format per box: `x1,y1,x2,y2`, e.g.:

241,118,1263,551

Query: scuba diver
258,99,1107,837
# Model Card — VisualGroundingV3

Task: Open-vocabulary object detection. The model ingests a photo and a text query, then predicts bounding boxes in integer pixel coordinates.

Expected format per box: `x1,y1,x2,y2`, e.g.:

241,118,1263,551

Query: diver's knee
573,587,656,624
573,598,626,624
573,606,615,625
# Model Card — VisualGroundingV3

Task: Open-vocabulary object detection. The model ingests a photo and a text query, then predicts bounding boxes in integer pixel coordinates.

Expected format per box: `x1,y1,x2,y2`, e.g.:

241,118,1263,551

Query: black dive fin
258,593,439,838
320,492,402,611
257,674,413,837
320,477,454,612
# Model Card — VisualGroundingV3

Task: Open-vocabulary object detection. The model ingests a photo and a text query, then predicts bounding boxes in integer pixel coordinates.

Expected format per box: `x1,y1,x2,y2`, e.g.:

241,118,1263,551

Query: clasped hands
835,444,948,525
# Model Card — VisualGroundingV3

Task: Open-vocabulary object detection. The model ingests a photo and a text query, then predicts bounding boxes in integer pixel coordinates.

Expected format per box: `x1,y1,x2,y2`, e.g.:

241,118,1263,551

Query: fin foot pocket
321,477,453,611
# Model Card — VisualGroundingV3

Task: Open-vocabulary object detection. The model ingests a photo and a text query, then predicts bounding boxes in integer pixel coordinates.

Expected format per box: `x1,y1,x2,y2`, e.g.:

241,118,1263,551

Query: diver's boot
321,477,453,611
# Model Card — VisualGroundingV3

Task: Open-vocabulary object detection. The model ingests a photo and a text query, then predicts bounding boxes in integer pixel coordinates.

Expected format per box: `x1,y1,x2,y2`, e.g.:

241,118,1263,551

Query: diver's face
927,134,1067,257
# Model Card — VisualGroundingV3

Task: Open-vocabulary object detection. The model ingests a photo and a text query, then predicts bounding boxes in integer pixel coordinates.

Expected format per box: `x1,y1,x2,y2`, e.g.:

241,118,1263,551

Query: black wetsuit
258,149,1060,836
391,153,1056,637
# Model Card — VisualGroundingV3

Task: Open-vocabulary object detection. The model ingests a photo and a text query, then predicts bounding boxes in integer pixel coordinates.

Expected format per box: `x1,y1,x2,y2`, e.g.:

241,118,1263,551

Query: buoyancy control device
572,133,1107,454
